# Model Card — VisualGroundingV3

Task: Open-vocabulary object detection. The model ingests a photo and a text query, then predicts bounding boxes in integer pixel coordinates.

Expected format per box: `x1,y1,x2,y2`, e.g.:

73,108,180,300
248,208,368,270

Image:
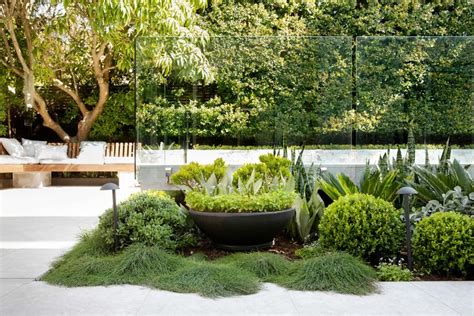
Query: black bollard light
397,186,417,270
101,183,120,252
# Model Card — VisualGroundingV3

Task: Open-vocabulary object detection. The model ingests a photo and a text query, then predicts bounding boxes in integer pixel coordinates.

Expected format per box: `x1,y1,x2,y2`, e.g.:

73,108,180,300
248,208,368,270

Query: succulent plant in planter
183,162,298,251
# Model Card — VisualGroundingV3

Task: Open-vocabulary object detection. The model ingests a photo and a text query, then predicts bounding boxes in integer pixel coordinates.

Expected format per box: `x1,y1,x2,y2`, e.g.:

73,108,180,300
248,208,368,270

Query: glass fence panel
136,36,354,188
356,36,473,169
135,36,473,188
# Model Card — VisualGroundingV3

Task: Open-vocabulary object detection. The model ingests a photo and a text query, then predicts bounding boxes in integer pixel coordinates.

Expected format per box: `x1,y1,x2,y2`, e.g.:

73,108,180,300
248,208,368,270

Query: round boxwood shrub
319,193,404,263
413,212,473,276
98,190,196,251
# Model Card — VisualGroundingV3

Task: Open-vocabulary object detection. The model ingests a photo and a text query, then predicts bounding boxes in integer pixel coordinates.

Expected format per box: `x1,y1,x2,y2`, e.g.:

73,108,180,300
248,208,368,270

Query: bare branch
91,33,102,78
0,59,25,78
5,11,30,73
0,27,13,64
33,90,71,142
98,42,108,58
53,77,88,116
102,65,116,74
19,1,33,68
70,67,79,95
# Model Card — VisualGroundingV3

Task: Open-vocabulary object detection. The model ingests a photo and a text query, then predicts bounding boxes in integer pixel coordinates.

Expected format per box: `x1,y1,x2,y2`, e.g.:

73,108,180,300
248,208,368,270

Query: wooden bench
0,142,137,187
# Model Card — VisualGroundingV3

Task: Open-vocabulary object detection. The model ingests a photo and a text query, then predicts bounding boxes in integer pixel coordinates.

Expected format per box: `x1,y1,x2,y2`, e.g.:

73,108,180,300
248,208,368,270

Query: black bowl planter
189,208,295,251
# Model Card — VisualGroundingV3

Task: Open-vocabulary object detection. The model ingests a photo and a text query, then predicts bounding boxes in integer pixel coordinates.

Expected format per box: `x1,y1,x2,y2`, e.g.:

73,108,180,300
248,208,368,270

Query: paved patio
0,187,473,315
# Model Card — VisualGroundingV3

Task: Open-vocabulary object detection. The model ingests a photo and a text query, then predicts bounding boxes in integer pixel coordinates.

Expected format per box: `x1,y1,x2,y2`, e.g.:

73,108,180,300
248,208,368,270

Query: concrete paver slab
0,279,31,299
412,281,474,315
0,186,138,217
289,282,467,316
0,281,472,316
138,283,299,315
0,282,150,316
0,249,67,279
0,217,98,242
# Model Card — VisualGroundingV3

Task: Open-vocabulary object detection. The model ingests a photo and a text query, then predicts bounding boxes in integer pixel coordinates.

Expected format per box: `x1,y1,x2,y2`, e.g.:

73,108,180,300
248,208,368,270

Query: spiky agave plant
288,147,325,243
408,159,474,206
318,165,401,204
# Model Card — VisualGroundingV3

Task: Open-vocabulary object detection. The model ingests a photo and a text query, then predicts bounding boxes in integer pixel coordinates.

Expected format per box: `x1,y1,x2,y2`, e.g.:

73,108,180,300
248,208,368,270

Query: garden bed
42,152,473,297
182,233,301,261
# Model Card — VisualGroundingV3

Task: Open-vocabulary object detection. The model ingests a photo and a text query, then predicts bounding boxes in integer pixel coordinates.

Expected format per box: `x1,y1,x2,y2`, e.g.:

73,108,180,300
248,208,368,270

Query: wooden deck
0,163,134,173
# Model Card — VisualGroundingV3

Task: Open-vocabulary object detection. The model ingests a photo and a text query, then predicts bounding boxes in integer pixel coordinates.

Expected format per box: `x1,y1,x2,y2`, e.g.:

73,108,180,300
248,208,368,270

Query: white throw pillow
77,141,106,163
0,138,26,157
36,144,68,160
22,138,47,157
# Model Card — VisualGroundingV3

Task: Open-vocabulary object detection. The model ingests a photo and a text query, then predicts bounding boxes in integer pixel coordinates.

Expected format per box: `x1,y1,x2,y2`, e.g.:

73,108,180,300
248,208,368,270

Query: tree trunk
76,114,93,143
33,91,72,142
75,81,109,142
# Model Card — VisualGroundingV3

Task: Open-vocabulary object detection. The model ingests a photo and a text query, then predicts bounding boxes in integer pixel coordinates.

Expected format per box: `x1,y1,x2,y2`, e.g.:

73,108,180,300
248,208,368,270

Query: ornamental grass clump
277,253,377,295
215,252,291,280
112,244,183,279
413,212,473,276
153,263,261,298
318,193,404,263
42,243,186,287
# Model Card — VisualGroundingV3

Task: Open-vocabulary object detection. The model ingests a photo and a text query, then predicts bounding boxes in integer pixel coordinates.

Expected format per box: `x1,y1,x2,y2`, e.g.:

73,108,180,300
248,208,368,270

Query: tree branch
19,1,33,68
5,11,30,73
91,33,102,78
33,91,71,142
0,59,25,78
0,27,13,64
53,77,88,116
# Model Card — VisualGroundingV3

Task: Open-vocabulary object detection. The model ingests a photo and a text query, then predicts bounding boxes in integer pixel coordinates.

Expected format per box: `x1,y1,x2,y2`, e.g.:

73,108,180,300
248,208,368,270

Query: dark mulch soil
415,275,469,281
181,234,302,260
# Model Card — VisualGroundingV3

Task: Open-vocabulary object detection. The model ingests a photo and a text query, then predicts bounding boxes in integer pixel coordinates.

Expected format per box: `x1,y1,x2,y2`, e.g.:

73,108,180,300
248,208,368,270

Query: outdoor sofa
0,139,135,188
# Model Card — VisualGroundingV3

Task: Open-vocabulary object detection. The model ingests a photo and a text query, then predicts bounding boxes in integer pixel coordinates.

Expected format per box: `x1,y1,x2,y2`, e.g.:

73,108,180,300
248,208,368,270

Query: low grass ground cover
41,231,377,297
215,252,291,281
273,253,377,295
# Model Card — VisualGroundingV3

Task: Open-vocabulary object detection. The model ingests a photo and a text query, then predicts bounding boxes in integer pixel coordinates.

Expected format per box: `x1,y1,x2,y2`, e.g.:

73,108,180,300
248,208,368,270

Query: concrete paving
0,186,473,316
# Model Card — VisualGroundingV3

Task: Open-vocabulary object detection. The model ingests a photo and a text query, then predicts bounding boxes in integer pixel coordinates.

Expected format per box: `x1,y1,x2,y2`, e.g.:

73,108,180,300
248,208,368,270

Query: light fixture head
100,183,120,191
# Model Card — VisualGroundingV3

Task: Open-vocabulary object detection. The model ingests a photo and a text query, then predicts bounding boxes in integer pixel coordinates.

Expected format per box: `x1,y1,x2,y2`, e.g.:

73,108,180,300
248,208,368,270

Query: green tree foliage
1,0,211,141
0,70,8,136
89,91,135,141
138,0,473,145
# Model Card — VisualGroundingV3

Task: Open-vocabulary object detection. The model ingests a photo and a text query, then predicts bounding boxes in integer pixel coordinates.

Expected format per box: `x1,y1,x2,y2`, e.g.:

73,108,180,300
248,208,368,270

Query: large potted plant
171,156,297,250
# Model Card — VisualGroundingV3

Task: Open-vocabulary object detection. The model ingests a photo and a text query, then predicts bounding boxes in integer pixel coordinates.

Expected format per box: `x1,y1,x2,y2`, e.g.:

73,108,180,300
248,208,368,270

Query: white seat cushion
0,138,26,157
77,141,106,164
39,158,78,164
36,144,68,160
104,157,134,164
0,155,39,164
22,138,47,157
